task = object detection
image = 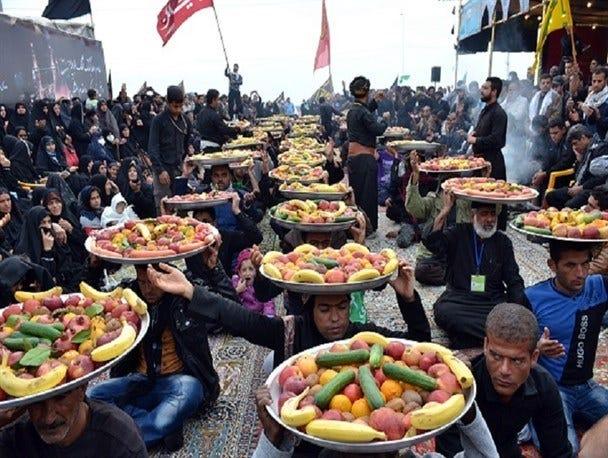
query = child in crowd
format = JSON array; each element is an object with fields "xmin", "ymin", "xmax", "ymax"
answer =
[
  {"xmin": 100, "ymin": 193, "xmax": 138, "ymax": 228},
  {"xmin": 232, "ymin": 248, "xmax": 275, "ymax": 317}
]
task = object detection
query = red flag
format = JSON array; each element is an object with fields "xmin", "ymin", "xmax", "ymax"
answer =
[
  {"xmin": 157, "ymin": 0, "xmax": 214, "ymax": 46},
  {"xmin": 313, "ymin": 0, "xmax": 330, "ymax": 71}
]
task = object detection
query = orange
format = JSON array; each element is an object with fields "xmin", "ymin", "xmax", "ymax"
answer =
[
  {"xmin": 319, "ymin": 369, "xmax": 338, "ymax": 386},
  {"xmin": 329, "ymin": 394, "xmax": 352, "ymax": 413},
  {"xmin": 380, "ymin": 379, "xmax": 403, "ymax": 401},
  {"xmin": 296, "ymin": 356, "xmax": 318, "ymax": 377},
  {"xmin": 351, "ymin": 398, "xmax": 372, "ymax": 418}
]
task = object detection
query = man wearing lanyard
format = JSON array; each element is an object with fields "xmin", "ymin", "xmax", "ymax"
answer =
[
  {"xmin": 423, "ymin": 194, "xmax": 525, "ymax": 349},
  {"xmin": 346, "ymin": 76, "xmax": 390, "ymax": 234}
]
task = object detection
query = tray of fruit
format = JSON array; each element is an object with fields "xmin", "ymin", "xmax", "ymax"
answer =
[
  {"xmin": 229, "ymin": 158, "xmax": 254, "ymax": 170},
  {"xmin": 265, "ymin": 333, "xmax": 475, "ymax": 453},
  {"xmin": 226, "ymin": 119, "xmax": 251, "ymax": 130},
  {"xmin": 279, "ymin": 182, "xmax": 350, "ymax": 201},
  {"xmin": 259, "ymin": 243, "xmax": 398, "ymax": 294},
  {"xmin": 280, "ymin": 137, "xmax": 325, "ymax": 153},
  {"xmin": 190, "ymin": 150, "xmax": 251, "ymax": 166},
  {"xmin": 296, "ymin": 115, "xmax": 320, "ymax": 124},
  {"xmin": 441, "ymin": 177, "xmax": 538, "ymax": 204},
  {"xmin": 382, "ymin": 126, "xmax": 409, "ymax": 138},
  {"xmin": 0, "ymin": 283, "xmax": 150, "ymax": 408},
  {"xmin": 418, "ymin": 156, "xmax": 489, "ymax": 174},
  {"xmin": 269, "ymin": 165, "xmax": 325, "ymax": 184},
  {"xmin": 222, "ymin": 136, "xmax": 263, "ymax": 150},
  {"xmin": 85, "ymin": 216, "xmax": 218, "ymax": 265},
  {"xmin": 270, "ymin": 200, "xmax": 358, "ymax": 232},
  {"xmin": 278, "ymin": 150, "xmax": 326, "ymax": 167},
  {"xmin": 163, "ymin": 191, "xmax": 233, "ymax": 210},
  {"xmin": 386, "ymin": 140, "xmax": 440, "ymax": 152},
  {"xmin": 510, "ymin": 207, "xmax": 608, "ymax": 242}
]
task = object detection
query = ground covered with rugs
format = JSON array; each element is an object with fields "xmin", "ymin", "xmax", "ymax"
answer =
[{"xmin": 152, "ymin": 213, "xmax": 608, "ymax": 457}]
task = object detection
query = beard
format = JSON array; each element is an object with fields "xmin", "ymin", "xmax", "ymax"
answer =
[
  {"xmin": 474, "ymin": 219, "xmax": 497, "ymax": 239},
  {"xmin": 480, "ymin": 93, "xmax": 491, "ymax": 103}
]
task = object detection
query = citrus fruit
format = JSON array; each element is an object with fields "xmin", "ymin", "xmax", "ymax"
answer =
[
  {"xmin": 319, "ymin": 369, "xmax": 338, "ymax": 386},
  {"xmin": 381, "ymin": 379, "xmax": 403, "ymax": 401},
  {"xmin": 329, "ymin": 394, "xmax": 352, "ymax": 413},
  {"xmin": 351, "ymin": 398, "xmax": 372, "ymax": 418}
]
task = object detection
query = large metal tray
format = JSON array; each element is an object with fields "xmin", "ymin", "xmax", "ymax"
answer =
[
  {"xmin": 163, "ymin": 196, "xmax": 231, "ymax": 210},
  {"xmin": 260, "ymin": 265, "xmax": 393, "ymax": 294},
  {"xmin": 270, "ymin": 215, "xmax": 356, "ymax": 233},
  {"xmin": 0, "ymin": 300, "xmax": 150, "ymax": 409},
  {"xmin": 279, "ymin": 190, "xmax": 349, "ymax": 201},
  {"xmin": 387, "ymin": 141, "xmax": 441, "ymax": 152},
  {"xmin": 190, "ymin": 153, "xmax": 250, "ymax": 166},
  {"xmin": 269, "ymin": 171, "xmax": 324, "ymax": 184},
  {"xmin": 509, "ymin": 222, "xmax": 608, "ymax": 243},
  {"xmin": 264, "ymin": 338, "xmax": 477, "ymax": 453},
  {"xmin": 222, "ymin": 141, "xmax": 262, "ymax": 150}
]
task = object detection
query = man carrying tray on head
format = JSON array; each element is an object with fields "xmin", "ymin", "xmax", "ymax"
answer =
[
  {"xmin": 196, "ymin": 89, "xmax": 239, "ymax": 152},
  {"xmin": 423, "ymin": 193, "xmax": 525, "ymax": 349}
]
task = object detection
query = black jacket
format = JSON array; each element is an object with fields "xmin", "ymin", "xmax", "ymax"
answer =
[
  {"xmin": 196, "ymin": 106, "xmax": 237, "ymax": 146},
  {"xmin": 472, "ymin": 102, "xmax": 507, "ymax": 157},
  {"xmin": 111, "ymin": 277, "xmax": 221, "ymax": 407},
  {"xmin": 574, "ymin": 142, "xmax": 608, "ymax": 190},
  {"xmin": 346, "ymin": 101, "xmax": 387, "ymax": 148},
  {"xmin": 148, "ymin": 110, "xmax": 192, "ymax": 174},
  {"xmin": 319, "ymin": 103, "xmax": 340, "ymax": 127}
]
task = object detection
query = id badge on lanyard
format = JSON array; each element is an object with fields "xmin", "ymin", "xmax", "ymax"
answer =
[{"xmin": 471, "ymin": 233, "xmax": 486, "ymax": 293}]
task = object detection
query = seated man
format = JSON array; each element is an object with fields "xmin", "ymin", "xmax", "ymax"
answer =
[
  {"xmin": 0, "ymin": 385, "xmax": 147, "ymax": 457},
  {"xmin": 545, "ymin": 125, "xmax": 608, "ymax": 210},
  {"xmin": 146, "ymin": 259, "xmax": 431, "ymax": 370},
  {"xmin": 525, "ymin": 241, "xmax": 608, "ymax": 454},
  {"xmin": 87, "ymin": 264, "xmax": 220, "ymax": 451},
  {"xmin": 192, "ymin": 192, "xmax": 263, "ymax": 275},
  {"xmin": 424, "ymin": 194, "xmax": 524, "ymax": 348},
  {"xmin": 252, "ymin": 384, "xmax": 499, "ymax": 458},
  {"xmin": 405, "ymin": 151, "xmax": 471, "ymax": 286},
  {"xmin": 436, "ymin": 303, "xmax": 572, "ymax": 458},
  {"xmin": 588, "ymin": 185, "xmax": 608, "ymax": 275}
]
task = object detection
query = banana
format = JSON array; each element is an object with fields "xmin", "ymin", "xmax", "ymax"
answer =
[
  {"xmin": 305, "ymin": 419, "xmax": 387, "ymax": 442},
  {"xmin": 0, "ymin": 353, "xmax": 67, "ymax": 397},
  {"xmin": 349, "ymin": 331, "xmax": 390, "ymax": 348},
  {"xmin": 380, "ymin": 248, "xmax": 397, "ymax": 260},
  {"xmin": 262, "ymin": 251, "xmax": 283, "ymax": 264},
  {"xmin": 347, "ymin": 268, "xmax": 380, "ymax": 283},
  {"xmin": 412, "ymin": 342, "xmax": 453, "ymax": 358},
  {"xmin": 262, "ymin": 264, "xmax": 283, "ymax": 280},
  {"xmin": 383, "ymin": 258, "xmax": 399, "ymax": 275},
  {"xmin": 335, "ymin": 201, "xmax": 347, "ymax": 216},
  {"xmin": 135, "ymin": 222, "xmax": 151, "ymax": 241},
  {"xmin": 292, "ymin": 269, "xmax": 325, "ymax": 284},
  {"xmin": 411, "ymin": 394, "xmax": 465, "ymax": 430},
  {"xmin": 290, "ymin": 200, "xmax": 311, "ymax": 212},
  {"xmin": 280, "ymin": 387, "xmax": 317, "ymax": 427},
  {"xmin": 79, "ymin": 282, "xmax": 124, "ymax": 302},
  {"xmin": 441, "ymin": 354, "xmax": 474, "ymax": 389},
  {"xmin": 122, "ymin": 288, "xmax": 148, "ymax": 316},
  {"xmin": 342, "ymin": 243, "xmax": 369, "ymax": 255},
  {"xmin": 14, "ymin": 286, "xmax": 63, "ymax": 303},
  {"xmin": 294, "ymin": 244, "xmax": 318, "ymax": 255},
  {"xmin": 90, "ymin": 320, "xmax": 137, "ymax": 362},
  {"xmin": 304, "ymin": 200, "xmax": 317, "ymax": 213},
  {"xmin": 152, "ymin": 223, "xmax": 169, "ymax": 236}
]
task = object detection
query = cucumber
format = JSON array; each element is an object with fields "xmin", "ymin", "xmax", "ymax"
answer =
[
  {"xmin": 3, "ymin": 337, "xmax": 41, "ymax": 351},
  {"xmin": 316, "ymin": 349, "xmax": 370, "ymax": 368},
  {"xmin": 369, "ymin": 344, "xmax": 384, "ymax": 369},
  {"xmin": 5, "ymin": 331, "xmax": 27, "ymax": 340},
  {"xmin": 314, "ymin": 369, "xmax": 355, "ymax": 409},
  {"xmin": 51, "ymin": 323, "xmax": 65, "ymax": 332},
  {"xmin": 359, "ymin": 365, "xmax": 385, "ymax": 410},
  {"xmin": 523, "ymin": 225, "xmax": 552, "ymax": 236},
  {"xmin": 6, "ymin": 314, "xmax": 28, "ymax": 328},
  {"xmin": 335, "ymin": 216, "xmax": 356, "ymax": 223},
  {"xmin": 383, "ymin": 363, "xmax": 438, "ymax": 391},
  {"xmin": 19, "ymin": 322, "xmax": 62, "ymax": 341},
  {"xmin": 312, "ymin": 257, "xmax": 339, "ymax": 269}
]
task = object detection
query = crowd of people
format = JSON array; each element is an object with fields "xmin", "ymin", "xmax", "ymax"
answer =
[{"xmin": 0, "ymin": 55, "xmax": 607, "ymax": 457}]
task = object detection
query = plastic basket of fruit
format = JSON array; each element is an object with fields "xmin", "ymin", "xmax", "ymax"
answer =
[
  {"xmin": 265, "ymin": 333, "xmax": 476, "ymax": 453},
  {"xmin": 0, "ymin": 283, "xmax": 150, "ymax": 408}
]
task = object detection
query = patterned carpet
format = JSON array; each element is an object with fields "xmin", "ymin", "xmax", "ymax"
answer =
[{"xmin": 147, "ymin": 213, "xmax": 608, "ymax": 457}]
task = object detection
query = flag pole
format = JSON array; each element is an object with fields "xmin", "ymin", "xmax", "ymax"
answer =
[
  {"xmin": 212, "ymin": 5, "xmax": 230, "ymax": 68},
  {"xmin": 568, "ymin": 26, "xmax": 577, "ymax": 64}
]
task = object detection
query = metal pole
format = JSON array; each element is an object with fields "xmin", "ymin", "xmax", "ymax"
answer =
[
  {"xmin": 454, "ymin": 0, "xmax": 463, "ymax": 86},
  {"xmin": 488, "ymin": 11, "xmax": 497, "ymax": 76},
  {"xmin": 212, "ymin": 5, "xmax": 230, "ymax": 68},
  {"xmin": 401, "ymin": 11, "xmax": 405, "ymax": 75}
]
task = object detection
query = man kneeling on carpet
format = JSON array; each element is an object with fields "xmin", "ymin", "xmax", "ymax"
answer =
[
  {"xmin": 87, "ymin": 264, "xmax": 221, "ymax": 452},
  {"xmin": 0, "ymin": 384, "xmax": 147, "ymax": 457}
]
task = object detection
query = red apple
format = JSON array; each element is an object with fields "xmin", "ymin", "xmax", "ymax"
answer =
[
  {"xmin": 67, "ymin": 355, "xmax": 95, "ymax": 380},
  {"xmin": 350, "ymin": 339, "xmax": 370, "ymax": 351},
  {"xmin": 427, "ymin": 363, "xmax": 450, "ymax": 378},
  {"xmin": 278, "ymin": 366, "xmax": 303, "ymax": 387},
  {"xmin": 437, "ymin": 372, "xmax": 460, "ymax": 394},
  {"xmin": 374, "ymin": 368, "xmax": 387, "ymax": 386},
  {"xmin": 22, "ymin": 299, "xmax": 41, "ymax": 315},
  {"xmin": 64, "ymin": 295, "xmax": 81, "ymax": 307},
  {"xmin": 385, "ymin": 341, "xmax": 406, "ymax": 360},
  {"xmin": 2, "ymin": 304, "xmax": 22, "ymax": 321},
  {"xmin": 36, "ymin": 359, "xmax": 65, "ymax": 378},
  {"xmin": 419, "ymin": 352, "xmax": 438, "ymax": 371},
  {"xmin": 427, "ymin": 390, "xmax": 451, "ymax": 404},
  {"xmin": 96, "ymin": 329, "xmax": 121, "ymax": 346},
  {"xmin": 8, "ymin": 351, "xmax": 24, "ymax": 366},
  {"xmin": 34, "ymin": 314, "xmax": 54, "ymax": 325},
  {"xmin": 343, "ymin": 383, "xmax": 363, "ymax": 403},
  {"xmin": 79, "ymin": 298, "xmax": 95, "ymax": 308},
  {"xmin": 321, "ymin": 409, "xmax": 343, "ymax": 421},
  {"xmin": 102, "ymin": 299, "xmax": 118, "ymax": 313},
  {"xmin": 283, "ymin": 376, "xmax": 308, "ymax": 395},
  {"xmin": 42, "ymin": 296, "xmax": 64, "ymax": 312},
  {"xmin": 67, "ymin": 315, "xmax": 91, "ymax": 334},
  {"xmin": 402, "ymin": 347, "xmax": 422, "ymax": 367},
  {"xmin": 120, "ymin": 311, "xmax": 140, "ymax": 330},
  {"xmin": 52, "ymin": 334, "xmax": 77, "ymax": 353},
  {"xmin": 278, "ymin": 391, "xmax": 296, "ymax": 410},
  {"xmin": 110, "ymin": 303, "xmax": 129, "ymax": 319}
]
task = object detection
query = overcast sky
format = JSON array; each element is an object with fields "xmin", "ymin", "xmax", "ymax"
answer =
[{"xmin": 3, "ymin": 0, "xmax": 534, "ymax": 101}]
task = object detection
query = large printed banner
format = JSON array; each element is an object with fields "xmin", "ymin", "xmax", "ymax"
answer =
[
  {"xmin": 0, "ymin": 13, "xmax": 107, "ymax": 105},
  {"xmin": 458, "ymin": 0, "xmax": 484, "ymax": 40}
]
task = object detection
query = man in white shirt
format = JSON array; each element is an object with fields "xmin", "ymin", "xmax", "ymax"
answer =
[{"xmin": 529, "ymin": 74, "xmax": 558, "ymax": 122}]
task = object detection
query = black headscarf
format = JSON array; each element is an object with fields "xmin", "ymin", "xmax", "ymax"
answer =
[
  {"xmin": 43, "ymin": 188, "xmax": 80, "ymax": 228},
  {"xmin": 36, "ymin": 135, "xmax": 66, "ymax": 173},
  {"xmin": 9, "ymin": 103, "xmax": 29, "ymax": 132},
  {"xmin": 2, "ymin": 135, "xmax": 18, "ymax": 157},
  {"xmin": 70, "ymin": 103, "xmax": 84, "ymax": 124},
  {"xmin": 78, "ymin": 154, "xmax": 93, "ymax": 176},
  {"xmin": 0, "ymin": 187, "xmax": 24, "ymax": 250},
  {"xmin": 9, "ymin": 138, "xmax": 38, "ymax": 183},
  {"xmin": 116, "ymin": 158, "xmax": 141, "ymax": 195},
  {"xmin": 14, "ymin": 206, "xmax": 50, "ymax": 264},
  {"xmin": 79, "ymin": 185, "xmax": 104, "ymax": 222},
  {"xmin": 0, "ymin": 256, "xmax": 54, "ymax": 308},
  {"xmin": 31, "ymin": 187, "xmax": 49, "ymax": 207},
  {"xmin": 89, "ymin": 174, "xmax": 113, "ymax": 207}
]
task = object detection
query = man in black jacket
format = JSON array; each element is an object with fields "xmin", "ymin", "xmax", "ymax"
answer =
[
  {"xmin": 318, "ymin": 96, "xmax": 341, "ymax": 140},
  {"xmin": 87, "ymin": 263, "xmax": 221, "ymax": 452},
  {"xmin": 467, "ymin": 77, "xmax": 508, "ymax": 180},
  {"xmin": 196, "ymin": 89, "xmax": 239, "ymax": 150},
  {"xmin": 546, "ymin": 125, "xmax": 608, "ymax": 209},
  {"xmin": 148, "ymin": 86, "xmax": 192, "ymax": 208}
]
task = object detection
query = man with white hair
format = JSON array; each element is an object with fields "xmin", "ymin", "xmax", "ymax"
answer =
[{"xmin": 423, "ymin": 192, "xmax": 525, "ymax": 349}]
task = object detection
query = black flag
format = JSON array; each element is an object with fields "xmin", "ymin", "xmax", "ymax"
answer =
[{"xmin": 42, "ymin": 0, "xmax": 91, "ymax": 20}]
